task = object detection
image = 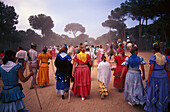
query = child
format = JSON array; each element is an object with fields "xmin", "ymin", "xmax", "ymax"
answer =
[{"xmin": 97, "ymin": 54, "xmax": 111, "ymax": 99}]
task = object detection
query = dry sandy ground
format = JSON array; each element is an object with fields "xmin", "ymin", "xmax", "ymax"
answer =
[{"xmin": 0, "ymin": 51, "xmax": 153, "ymax": 112}]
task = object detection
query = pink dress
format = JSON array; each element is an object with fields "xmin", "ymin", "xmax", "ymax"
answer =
[
  {"xmin": 52, "ymin": 48, "xmax": 56, "ymax": 57},
  {"xmin": 107, "ymin": 55, "xmax": 117, "ymax": 69},
  {"xmin": 98, "ymin": 48, "xmax": 105, "ymax": 64},
  {"xmin": 72, "ymin": 53, "xmax": 91, "ymax": 97}
]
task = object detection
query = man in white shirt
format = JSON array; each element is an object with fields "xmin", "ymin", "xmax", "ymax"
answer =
[
  {"xmin": 16, "ymin": 47, "xmax": 27, "ymax": 73},
  {"xmin": 24, "ymin": 43, "xmax": 38, "ymax": 89},
  {"xmin": 85, "ymin": 46, "xmax": 97, "ymax": 71}
]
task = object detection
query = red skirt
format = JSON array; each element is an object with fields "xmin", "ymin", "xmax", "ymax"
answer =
[
  {"xmin": 113, "ymin": 65, "xmax": 127, "ymax": 90},
  {"xmin": 72, "ymin": 65, "xmax": 91, "ymax": 97}
]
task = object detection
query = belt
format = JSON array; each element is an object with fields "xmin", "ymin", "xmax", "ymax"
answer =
[
  {"xmin": 153, "ymin": 69, "xmax": 164, "ymax": 71},
  {"xmin": 18, "ymin": 58, "xmax": 24, "ymax": 60},
  {"xmin": 128, "ymin": 69, "xmax": 141, "ymax": 72},
  {"xmin": 3, "ymin": 83, "xmax": 23, "ymax": 90}
]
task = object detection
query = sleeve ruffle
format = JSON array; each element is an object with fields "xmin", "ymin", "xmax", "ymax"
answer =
[
  {"xmin": 73, "ymin": 54, "xmax": 78, "ymax": 62},
  {"xmin": 38, "ymin": 53, "xmax": 42, "ymax": 59},
  {"xmin": 139, "ymin": 56, "xmax": 147, "ymax": 65},
  {"xmin": 149, "ymin": 55, "xmax": 156, "ymax": 64},
  {"xmin": 121, "ymin": 57, "xmax": 129, "ymax": 66}
]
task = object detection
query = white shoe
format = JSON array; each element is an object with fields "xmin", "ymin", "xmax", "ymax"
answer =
[
  {"xmin": 128, "ymin": 101, "xmax": 134, "ymax": 106},
  {"xmin": 81, "ymin": 97, "xmax": 85, "ymax": 101}
]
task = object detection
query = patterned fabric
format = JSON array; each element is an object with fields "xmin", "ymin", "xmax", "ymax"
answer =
[{"xmin": 98, "ymin": 81, "xmax": 108, "ymax": 96}]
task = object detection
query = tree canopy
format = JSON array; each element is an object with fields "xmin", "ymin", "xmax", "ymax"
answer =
[
  {"xmin": 64, "ymin": 23, "xmax": 85, "ymax": 38},
  {"xmin": 28, "ymin": 14, "xmax": 54, "ymax": 36},
  {"xmin": 0, "ymin": 1, "xmax": 18, "ymax": 39}
]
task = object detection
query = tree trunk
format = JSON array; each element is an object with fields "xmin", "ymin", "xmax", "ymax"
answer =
[
  {"xmin": 123, "ymin": 22, "xmax": 126, "ymax": 41},
  {"xmin": 139, "ymin": 18, "xmax": 142, "ymax": 50},
  {"xmin": 73, "ymin": 31, "xmax": 77, "ymax": 38}
]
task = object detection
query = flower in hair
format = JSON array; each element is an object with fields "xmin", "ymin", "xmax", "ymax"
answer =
[{"xmin": 153, "ymin": 42, "xmax": 158, "ymax": 46}]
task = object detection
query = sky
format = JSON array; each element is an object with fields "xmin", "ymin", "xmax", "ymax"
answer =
[{"xmin": 2, "ymin": 0, "xmax": 140, "ymax": 38}]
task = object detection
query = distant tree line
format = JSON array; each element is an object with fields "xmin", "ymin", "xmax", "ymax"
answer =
[{"xmin": 0, "ymin": 0, "xmax": 169, "ymax": 51}]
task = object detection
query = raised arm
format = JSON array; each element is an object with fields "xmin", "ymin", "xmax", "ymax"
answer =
[{"xmin": 18, "ymin": 67, "xmax": 34, "ymax": 82}]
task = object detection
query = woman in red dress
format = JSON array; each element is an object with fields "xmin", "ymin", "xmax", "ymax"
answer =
[
  {"xmin": 52, "ymin": 47, "xmax": 56, "ymax": 58},
  {"xmin": 72, "ymin": 44, "xmax": 92, "ymax": 101},
  {"xmin": 113, "ymin": 48, "xmax": 128, "ymax": 92}
]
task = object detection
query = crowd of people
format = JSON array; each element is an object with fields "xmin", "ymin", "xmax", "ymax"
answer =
[{"xmin": 0, "ymin": 41, "xmax": 170, "ymax": 112}]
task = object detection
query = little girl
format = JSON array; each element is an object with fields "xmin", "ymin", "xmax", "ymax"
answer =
[{"xmin": 97, "ymin": 54, "xmax": 111, "ymax": 99}]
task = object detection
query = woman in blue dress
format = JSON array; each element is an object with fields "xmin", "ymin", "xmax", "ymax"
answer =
[
  {"xmin": 144, "ymin": 44, "xmax": 170, "ymax": 112},
  {"xmin": 54, "ymin": 47, "xmax": 72, "ymax": 100},
  {"xmin": 121, "ymin": 46, "xmax": 146, "ymax": 106},
  {"xmin": 0, "ymin": 50, "xmax": 34, "ymax": 112}
]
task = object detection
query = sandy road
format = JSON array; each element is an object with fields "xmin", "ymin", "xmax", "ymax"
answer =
[{"xmin": 0, "ymin": 51, "xmax": 152, "ymax": 112}]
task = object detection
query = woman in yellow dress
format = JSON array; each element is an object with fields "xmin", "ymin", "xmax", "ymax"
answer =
[{"xmin": 37, "ymin": 47, "xmax": 52, "ymax": 88}]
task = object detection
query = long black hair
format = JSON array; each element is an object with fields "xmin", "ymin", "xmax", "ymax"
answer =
[
  {"xmin": 153, "ymin": 44, "xmax": 160, "ymax": 52},
  {"xmin": 2, "ymin": 50, "xmax": 16, "ymax": 64},
  {"xmin": 101, "ymin": 54, "xmax": 106, "ymax": 62},
  {"xmin": 130, "ymin": 46, "xmax": 138, "ymax": 54}
]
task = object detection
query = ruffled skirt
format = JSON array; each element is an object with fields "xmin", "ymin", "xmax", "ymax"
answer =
[
  {"xmin": 144, "ymin": 70, "xmax": 170, "ymax": 112},
  {"xmin": 0, "ymin": 87, "xmax": 25, "ymax": 112},
  {"xmin": 72, "ymin": 65, "xmax": 91, "ymax": 97},
  {"xmin": 124, "ymin": 70, "xmax": 145, "ymax": 105},
  {"xmin": 0, "ymin": 99, "xmax": 25, "ymax": 112}
]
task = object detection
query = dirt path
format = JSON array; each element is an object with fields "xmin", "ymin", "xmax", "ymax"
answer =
[{"xmin": 0, "ymin": 51, "xmax": 153, "ymax": 112}]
